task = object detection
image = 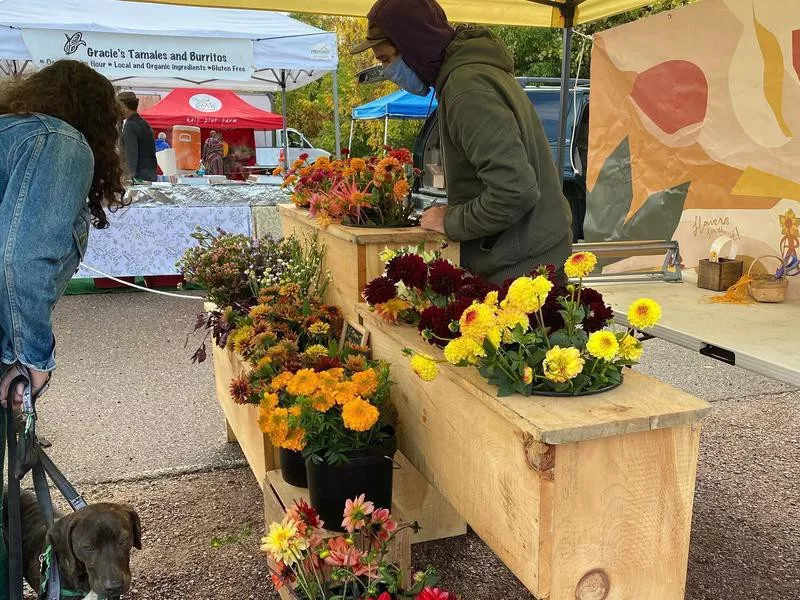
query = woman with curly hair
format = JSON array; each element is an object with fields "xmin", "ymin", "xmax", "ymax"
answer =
[{"xmin": 0, "ymin": 60, "xmax": 125, "ymax": 412}]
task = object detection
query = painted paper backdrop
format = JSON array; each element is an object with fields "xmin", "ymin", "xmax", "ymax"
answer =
[{"xmin": 586, "ymin": 0, "xmax": 800, "ymax": 297}]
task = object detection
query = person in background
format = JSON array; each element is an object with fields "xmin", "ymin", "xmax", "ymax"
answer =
[
  {"xmin": 0, "ymin": 59, "xmax": 125, "ymax": 596},
  {"xmin": 119, "ymin": 91, "xmax": 157, "ymax": 182},
  {"xmin": 155, "ymin": 131, "xmax": 170, "ymax": 153},
  {"xmin": 202, "ymin": 130, "xmax": 225, "ymax": 176},
  {"xmin": 352, "ymin": 0, "xmax": 572, "ymax": 283}
]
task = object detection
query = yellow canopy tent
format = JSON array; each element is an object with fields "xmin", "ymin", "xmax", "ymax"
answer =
[{"xmin": 131, "ymin": 0, "xmax": 660, "ymax": 177}]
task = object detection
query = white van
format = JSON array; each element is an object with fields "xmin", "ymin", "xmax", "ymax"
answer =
[{"xmin": 254, "ymin": 128, "xmax": 331, "ymax": 168}]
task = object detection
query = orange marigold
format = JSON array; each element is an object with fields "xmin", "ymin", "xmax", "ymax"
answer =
[
  {"xmin": 341, "ymin": 398, "xmax": 380, "ymax": 432},
  {"xmin": 282, "ymin": 427, "xmax": 306, "ymax": 452},
  {"xmin": 351, "ymin": 369, "xmax": 379, "ymax": 397},
  {"xmin": 334, "ymin": 381, "xmax": 358, "ymax": 405},
  {"xmin": 286, "ymin": 369, "xmax": 319, "ymax": 397},
  {"xmin": 270, "ymin": 371, "xmax": 294, "ymax": 392},
  {"xmin": 393, "ymin": 179, "xmax": 410, "ymax": 201}
]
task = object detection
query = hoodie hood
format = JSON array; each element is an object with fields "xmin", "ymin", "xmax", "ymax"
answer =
[
  {"xmin": 369, "ymin": 0, "xmax": 455, "ymax": 88},
  {"xmin": 435, "ymin": 27, "xmax": 515, "ymax": 93}
]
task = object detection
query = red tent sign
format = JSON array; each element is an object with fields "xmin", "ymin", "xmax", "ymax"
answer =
[{"xmin": 141, "ymin": 88, "xmax": 284, "ymax": 130}]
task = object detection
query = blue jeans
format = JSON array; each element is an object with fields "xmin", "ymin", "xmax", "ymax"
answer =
[{"xmin": 0, "ymin": 114, "xmax": 93, "ymax": 373}]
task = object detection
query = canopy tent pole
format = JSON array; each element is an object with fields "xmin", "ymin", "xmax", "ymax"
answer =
[
  {"xmin": 332, "ymin": 70, "xmax": 342, "ymax": 157},
  {"xmin": 384, "ymin": 115, "xmax": 389, "ymax": 147},
  {"xmin": 348, "ymin": 119, "xmax": 355, "ymax": 153},
  {"xmin": 555, "ymin": 2, "xmax": 575, "ymax": 187},
  {"xmin": 281, "ymin": 69, "xmax": 290, "ymax": 170}
]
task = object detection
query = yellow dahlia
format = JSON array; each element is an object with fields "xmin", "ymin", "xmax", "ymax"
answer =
[
  {"xmin": 542, "ymin": 346, "xmax": 585, "ymax": 383},
  {"xmin": 261, "ymin": 518, "xmax": 307, "ymax": 566},
  {"xmin": 586, "ymin": 330, "xmax": 619, "ymax": 361},
  {"xmin": 286, "ymin": 369, "xmax": 319, "ymax": 397},
  {"xmin": 483, "ymin": 290, "xmax": 499, "ymax": 307},
  {"xmin": 410, "ymin": 353, "xmax": 439, "ymax": 382},
  {"xmin": 619, "ymin": 334, "xmax": 644, "ymax": 361},
  {"xmin": 459, "ymin": 303, "xmax": 500, "ymax": 346},
  {"xmin": 443, "ymin": 336, "xmax": 487, "ymax": 365},
  {"xmin": 497, "ymin": 306, "xmax": 530, "ymax": 333},
  {"xmin": 308, "ymin": 321, "xmax": 330, "ymax": 335},
  {"xmin": 504, "ymin": 275, "xmax": 553, "ymax": 313},
  {"xmin": 522, "ymin": 366, "xmax": 534, "ymax": 385},
  {"xmin": 564, "ymin": 251, "xmax": 598, "ymax": 279},
  {"xmin": 342, "ymin": 398, "xmax": 379, "ymax": 432},
  {"xmin": 627, "ymin": 298, "xmax": 662, "ymax": 330},
  {"xmin": 304, "ymin": 344, "xmax": 328, "ymax": 359}
]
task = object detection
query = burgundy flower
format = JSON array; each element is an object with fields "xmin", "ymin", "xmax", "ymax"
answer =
[
  {"xmin": 428, "ymin": 259, "xmax": 465, "ymax": 296},
  {"xmin": 314, "ymin": 356, "xmax": 343, "ymax": 372},
  {"xmin": 388, "ymin": 147, "xmax": 413, "ymax": 165},
  {"xmin": 455, "ymin": 277, "xmax": 498, "ymax": 302},
  {"xmin": 583, "ymin": 301, "xmax": 614, "ymax": 333},
  {"xmin": 230, "ymin": 376, "xmax": 256, "ymax": 405},
  {"xmin": 541, "ymin": 285, "xmax": 567, "ymax": 332},
  {"xmin": 341, "ymin": 147, "xmax": 350, "ymax": 156},
  {"xmin": 447, "ymin": 297, "xmax": 473, "ymax": 322},
  {"xmin": 418, "ymin": 306, "xmax": 456, "ymax": 347},
  {"xmin": 386, "ymin": 254, "xmax": 428, "ymax": 289},
  {"xmin": 531, "ymin": 263, "xmax": 558, "ymax": 282},
  {"xmin": 362, "ymin": 276, "xmax": 398, "ymax": 305}
]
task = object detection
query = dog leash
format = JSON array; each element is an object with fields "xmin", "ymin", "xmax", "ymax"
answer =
[{"xmin": 5, "ymin": 364, "xmax": 87, "ymax": 600}]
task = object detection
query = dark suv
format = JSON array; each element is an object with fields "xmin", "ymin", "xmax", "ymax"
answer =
[{"xmin": 412, "ymin": 78, "xmax": 590, "ymax": 240}]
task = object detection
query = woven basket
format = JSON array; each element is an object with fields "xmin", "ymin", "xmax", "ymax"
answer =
[{"xmin": 748, "ymin": 255, "xmax": 788, "ymax": 303}]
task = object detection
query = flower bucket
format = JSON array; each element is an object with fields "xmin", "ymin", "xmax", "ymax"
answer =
[
  {"xmin": 306, "ymin": 427, "xmax": 397, "ymax": 532},
  {"xmin": 530, "ymin": 378, "xmax": 623, "ymax": 397},
  {"xmin": 279, "ymin": 448, "xmax": 308, "ymax": 488}
]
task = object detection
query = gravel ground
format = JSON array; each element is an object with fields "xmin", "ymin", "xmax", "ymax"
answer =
[{"xmin": 32, "ymin": 292, "xmax": 799, "ymax": 599}]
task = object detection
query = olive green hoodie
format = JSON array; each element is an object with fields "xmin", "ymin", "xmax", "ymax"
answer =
[{"xmin": 435, "ymin": 27, "xmax": 573, "ymax": 283}]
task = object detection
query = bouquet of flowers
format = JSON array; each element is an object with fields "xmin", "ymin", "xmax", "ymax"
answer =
[
  {"xmin": 258, "ymin": 361, "xmax": 392, "ymax": 466},
  {"xmin": 179, "ymin": 228, "xmax": 329, "ymax": 363},
  {"xmin": 262, "ymin": 497, "xmax": 459, "ymax": 600},
  {"xmin": 277, "ymin": 149, "xmax": 418, "ymax": 228},
  {"xmin": 404, "ymin": 252, "xmax": 662, "ymax": 396}
]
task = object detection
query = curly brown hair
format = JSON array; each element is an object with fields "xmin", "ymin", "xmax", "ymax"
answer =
[{"xmin": 0, "ymin": 60, "xmax": 127, "ymax": 228}]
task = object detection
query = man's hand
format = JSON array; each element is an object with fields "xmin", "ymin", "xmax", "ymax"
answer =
[
  {"xmin": 0, "ymin": 364, "xmax": 51, "ymax": 408},
  {"xmin": 420, "ymin": 206, "xmax": 448, "ymax": 234}
]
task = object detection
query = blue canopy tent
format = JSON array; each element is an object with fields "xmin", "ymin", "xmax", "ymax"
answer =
[{"xmin": 349, "ymin": 88, "xmax": 437, "ymax": 149}]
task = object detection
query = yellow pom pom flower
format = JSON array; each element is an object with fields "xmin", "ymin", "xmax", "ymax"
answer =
[
  {"xmin": 342, "ymin": 398, "xmax": 380, "ymax": 432},
  {"xmin": 483, "ymin": 291, "xmax": 499, "ymax": 307},
  {"xmin": 443, "ymin": 337, "xmax": 487, "ymax": 365},
  {"xmin": 522, "ymin": 366, "xmax": 534, "ymax": 385},
  {"xmin": 542, "ymin": 346, "xmax": 585, "ymax": 383},
  {"xmin": 504, "ymin": 275, "xmax": 553, "ymax": 313},
  {"xmin": 586, "ymin": 330, "xmax": 620, "ymax": 361},
  {"xmin": 459, "ymin": 302, "xmax": 499, "ymax": 344},
  {"xmin": 497, "ymin": 306, "xmax": 530, "ymax": 333},
  {"xmin": 564, "ymin": 251, "xmax": 598, "ymax": 279},
  {"xmin": 410, "ymin": 353, "xmax": 440, "ymax": 382},
  {"xmin": 627, "ymin": 298, "xmax": 662, "ymax": 330},
  {"xmin": 619, "ymin": 334, "xmax": 644, "ymax": 361}
]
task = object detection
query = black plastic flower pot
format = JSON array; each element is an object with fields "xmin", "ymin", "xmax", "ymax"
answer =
[
  {"xmin": 279, "ymin": 448, "xmax": 308, "ymax": 488},
  {"xmin": 306, "ymin": 428, "xmax": 397, "ymax": 533}
]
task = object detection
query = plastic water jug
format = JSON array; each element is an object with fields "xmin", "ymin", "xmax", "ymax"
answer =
[{"xmin": 173, "ymin": 125, "xmax": 201, "ymax": 173}]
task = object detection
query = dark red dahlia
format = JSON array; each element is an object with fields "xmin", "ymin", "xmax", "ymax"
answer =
[
  {"xmin": 455, "ymin": 277, "xmax": 498, "ymax": 302},
  {"xmin": 541, "ymin": 285, "xmax": 567, "ymax": 332},
  {"xmin": 293, "ymin": 499, "xmax": 323, "ymax": 528},
  {"xmin": 341, "ymin": 147, "xmax": 350, "ymax": 156},
  {"xmin": 447, "ymin": 297, "xmax": 473, "ymax": 322},
  {"xmin": 388, "ymin": 147, "xmax": 413, "ymax": 164},
  {"xmin": 531, "ymin": 263, "xmax": 558, "ymax": 282},
  {"xmin": 362, "ymin": 276, "xmax": 398, "ymax": 305},
  {"xmin": 418, "ymin": 306, "xmax": 457, "ymax": 347},
  {"xmin": 428, "ymin": 259, "xmax": 465, "ymax": 296},
  {"xmin": 583, "ymin": 301, "xmax": 615, "ymax": 333},
  {"xmin": 314, "ymin": 356, "xmax": 343, "ymax": 372},
  {"xmin": 386, "ymin": 254, "xmax": 428, "ymax": 289}
]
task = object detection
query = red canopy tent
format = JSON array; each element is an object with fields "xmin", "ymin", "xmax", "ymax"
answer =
[{"xmin": 141, "ymin": 88, "xmax": 284, "ymax": 130}]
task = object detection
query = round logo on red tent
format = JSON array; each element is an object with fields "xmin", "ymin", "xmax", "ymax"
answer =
[{"xmin": 189, "ymin": 94, "xmax": 223, "ymax": 113}]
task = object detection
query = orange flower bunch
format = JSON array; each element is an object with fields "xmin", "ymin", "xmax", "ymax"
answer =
[
  {"xmin": 258, "ymin": 363, "xmax": 391, "ymax": 463},
  {"xmin": 276, "ymin": 148, "xmax": 417, "ymax": 228}
]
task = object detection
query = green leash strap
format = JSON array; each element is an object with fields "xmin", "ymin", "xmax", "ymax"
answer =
[{"xmin": 39, "ymin": 547, "xmax": 83, "ymax": 599}]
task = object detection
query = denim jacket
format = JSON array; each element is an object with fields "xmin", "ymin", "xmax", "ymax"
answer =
[{"xmin": 0, "ymin": 114, "xmax": 94, "ymax": 372}]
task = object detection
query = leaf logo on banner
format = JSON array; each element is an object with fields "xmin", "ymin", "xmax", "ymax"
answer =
[{"xmin": 63, "ymin": 32, "xmax": 87, "ymax": 55}]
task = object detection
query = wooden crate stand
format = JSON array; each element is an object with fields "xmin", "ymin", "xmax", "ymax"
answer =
[
  {"xmin": 279, "ymin": 204, "xmax": 459, "ymax": 321},
  {"xmin": 211, "ymin": 338, "xmax": 467, "ymax": 543},
  {"xmin": 358, "ymin": 307, "xmax": 710, "ymax": 600}
]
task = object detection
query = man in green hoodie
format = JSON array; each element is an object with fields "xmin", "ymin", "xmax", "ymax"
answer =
[{"xmin": 352, "ymin": 0, "xmax": 573, "ymax": 284}]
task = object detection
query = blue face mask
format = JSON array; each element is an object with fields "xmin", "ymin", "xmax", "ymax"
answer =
[{"xmin": 383, "ymin": 58, "xmax": 429, "ymax": 97}]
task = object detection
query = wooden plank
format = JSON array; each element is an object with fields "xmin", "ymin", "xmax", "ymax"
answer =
[
  {"xmin": 278, "ymin": 204, "xmax": 453, "ymax": 245},
  {"xmin": 212, "ymin": 343, "xmax": 279, "ymax": 487},
  {"xmin": 549, "ymin": 424, "xmax": 702, "ymax": 600},
  {"xmin": 367, "ymin": 318, "xmax": 550, "ymax": 596},
  {"xmin": 359, "ymin": 308, "xmax": 710, "ymax": 445},
  {"xmin": 595, "ymin": 281, "xmax": 800, "ymax": 387}
]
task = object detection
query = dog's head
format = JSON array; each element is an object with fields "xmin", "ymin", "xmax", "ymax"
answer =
[{"xmin": 46, "ymin": 503, "xmax": 141, "ymax": 599}]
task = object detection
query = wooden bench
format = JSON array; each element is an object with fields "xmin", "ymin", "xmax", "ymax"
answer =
[{"xmin": 358, "ymin": 306, "xmax": 710, "ymax": 600}]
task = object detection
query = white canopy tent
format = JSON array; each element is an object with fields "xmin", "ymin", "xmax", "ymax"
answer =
[{"xmin": 0, "ymin": 0, "xmax": 341, "ymax": 161}]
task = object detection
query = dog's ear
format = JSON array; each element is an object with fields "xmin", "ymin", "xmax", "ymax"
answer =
[
  {"xmin": 124, "ymin": 506, "xmax": 142, "ymax": 549},
  {"xmin": 46, "ymin": 514, "xmax": 83, "ymax": 576}
]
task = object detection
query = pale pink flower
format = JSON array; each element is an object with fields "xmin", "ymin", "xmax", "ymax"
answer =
[
  {"xmin": 341, "ymin": 494, "xmax": 375, "ymax": 533},
  {"xmin": 371, "ymin": 507, "xmax": 398, "ymax": 542}
]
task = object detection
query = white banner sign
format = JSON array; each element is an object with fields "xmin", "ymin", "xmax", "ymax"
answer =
[{"xmin": 21, "ymin": 29, "xmax": 254, "ymax": 81}]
